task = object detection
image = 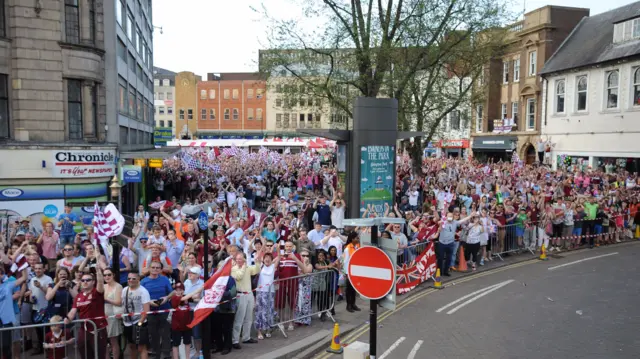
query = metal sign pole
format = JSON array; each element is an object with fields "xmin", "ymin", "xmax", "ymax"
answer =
[
  {"xmin": 199, "ymin": 212, "xmax": 211, "ymax": 359},
  {"xmin": 369, "ymin": 224, "xmax": 379, "ymax": 358}
]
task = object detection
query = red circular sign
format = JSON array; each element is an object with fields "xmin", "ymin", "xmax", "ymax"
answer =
[{"xmin": 347, "ymin": 246, "xmax": 395, "ymax": 300}]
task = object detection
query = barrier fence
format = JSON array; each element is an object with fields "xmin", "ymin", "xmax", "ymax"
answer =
[
  {"xmin": 271, "ymin": 269, "xmax": 337, "ymax": 338},
  {"xmin": 0, "ymin": 319, "xmax": 99, "ymax": 359}
]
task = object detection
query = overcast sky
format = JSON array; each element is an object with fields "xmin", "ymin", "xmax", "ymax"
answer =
[{"xmin": 151, "ymin": 0, "xmax": 634, "ymax": 77}]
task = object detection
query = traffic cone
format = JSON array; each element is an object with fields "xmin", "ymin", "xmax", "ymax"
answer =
[
  {"xmin": 457, "ymin": 248, "xmax": 468, "ymax": 272},
  {"xmin": 635, "ymin": 225, "xmax": 640, "ymax": 239},
  {"xmin": 432, "ymin": 268, "xmax": 443, "ymax": 289},
  {"xmin": 539, "ymin": 244, "xmax": 548, "ymax": 261},
  {"xmin": 326, "ymin": 323, "xmax": 343, "ymax": 354}
]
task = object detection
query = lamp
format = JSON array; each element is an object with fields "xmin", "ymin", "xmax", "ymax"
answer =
[{"xmin": 109, "ymin": 175, "xmax": 122, "ymax": 200}]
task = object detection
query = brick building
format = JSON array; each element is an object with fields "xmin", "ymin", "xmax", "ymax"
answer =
[{"xmin": 174, "ymin": 71, "xmax": 201, "ymax": 139}]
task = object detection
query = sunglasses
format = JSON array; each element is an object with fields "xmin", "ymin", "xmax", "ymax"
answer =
[
  {"xmin": 80, "ymin": 279, "xmax": 93, "ymax": 283},
  {"xmin": 151, "ymin": 267, "xmax": 162, "ymax": 270},
  {"xmin": 103, "ymin": 273, "xmax": 113, "ymax": 277},
  {"xmin": 301, "ymin": 254, "xmax": 309, "ymax": 257},
  {"xmin": 63, "ymin": 248, "xmax": 73, "ymax": 251}
]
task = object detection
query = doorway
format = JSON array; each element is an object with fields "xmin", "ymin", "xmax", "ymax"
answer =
[{"xmin": 524, "ymin": 144, "xmax": 536, "ymax": 165}]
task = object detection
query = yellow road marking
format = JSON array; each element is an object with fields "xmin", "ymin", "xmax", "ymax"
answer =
[{"xmin": 314, "ymin": 258, "xmax": 539, "ymax": 359}]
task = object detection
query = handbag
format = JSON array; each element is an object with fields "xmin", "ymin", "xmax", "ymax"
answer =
[
  {"xmin": 311, "ymin": 269, "xmax": 327, "ymax": 292},
  {"xmin": 126, "ymin": 288, "xmax": 148, "ymax": 345}
]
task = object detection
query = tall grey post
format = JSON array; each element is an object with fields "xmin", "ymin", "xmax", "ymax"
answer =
[{"xmin": 347, "ymin": 97, "xmax": 398, "ymax": 219}]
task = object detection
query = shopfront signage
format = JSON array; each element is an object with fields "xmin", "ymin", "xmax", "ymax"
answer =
[
  {"xmin": 122, "ymin": 165, "xmax": 142, "ymax": 183},
  {"xmin": 0, "ymin": 188, "xmax": 23, "ymax": 198},
  {"xmin": 134, "ymin": 159, "xmax": 147, "ymax": 167},
  {"xmin": 52, "ymin": 150, "xmax": 116, "ymax": 178},
  {"xmin": 439, "ymin": 139, "xmax": 469, "ymax": 148},
  {"xmin": 148, "ymin": 159, "xmax": 163, "ymax": 168}
]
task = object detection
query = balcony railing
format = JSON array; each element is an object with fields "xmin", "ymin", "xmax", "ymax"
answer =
[{"xmin": 509, "ymin": 21, "xmax": 524, "ymax": 32}]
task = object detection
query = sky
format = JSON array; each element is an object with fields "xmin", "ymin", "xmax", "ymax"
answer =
[{"xmin": 151, "ymin": 0, "xmax": 634, "ymax": 77}]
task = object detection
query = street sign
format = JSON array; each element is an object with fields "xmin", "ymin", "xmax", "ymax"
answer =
[
  {"xmin": 197, "ymin": 211, "xmax": 208, "ymax": 231},
  {"xmin": 348, "ymin": 246, "xmax": 395, "ymax": 300}
]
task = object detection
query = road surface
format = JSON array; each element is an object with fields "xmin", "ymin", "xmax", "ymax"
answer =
[{"xmin": 315, "ymin": 242, "xmax": 640, "ymax": 359}]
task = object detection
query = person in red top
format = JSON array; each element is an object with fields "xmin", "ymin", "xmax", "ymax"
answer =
[
  {"xmin": 64, "ymin": 250, "xmax": 106, "ymax": 359},
  {"xmin": 275, "ymin": 241, "xmax": 306, "ymax": 317},
  {"xmin": 170, "ymin": 283, "xmax": 192, "ymax": 359},
  {"xmin": 43, "ymin": 315, "xmax": 74, "ymax": 359}
]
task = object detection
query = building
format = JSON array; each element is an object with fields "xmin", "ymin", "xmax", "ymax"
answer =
[
  {"xmin": 471, "ymin": 6, "xmax": 589, "ymax": 163},
  {"xmin": 153, "ymin": 66, "xmax": 177, "ymax": 139},
  {"xmin": 0, "ymin": 0, "xmax": 118, "ymax": 229},
  {"xmin": 540, "ymin": 2, "xmax": 640, "ymax": 173},
  {"xmin": 105, "ymin": 0, "xmax": 155, "ymax": 151},
  {"xmin": 196, "ymin": 73, "xmax": 267, "ymax": 138},
  {"xmin": 174, "ymin": 71, "xmax": 201, "ymax": 139}
]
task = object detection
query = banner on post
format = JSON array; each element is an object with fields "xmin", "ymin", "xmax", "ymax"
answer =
[{"xmin": 395, "ymin": 241, "xmax": 437, "ymax": 295}]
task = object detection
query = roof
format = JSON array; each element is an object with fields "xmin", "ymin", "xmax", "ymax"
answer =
[
  {"xmin": 540, "ymin": 2, "xmax": 640, "ymax": 76},
  {"xmin": 206, "ymin": 72, "xmax": 264, "ymax": 81},
  {"xmin": 153, "ymin": 66, "xmax": 177, "ymax": 77}
]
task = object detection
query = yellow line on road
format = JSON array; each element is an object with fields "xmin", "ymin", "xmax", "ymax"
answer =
[{"xmin": 314, "ymin": 258, "xmax": 539, "ymax": 359}]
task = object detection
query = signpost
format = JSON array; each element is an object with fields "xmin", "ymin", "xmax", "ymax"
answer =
[{"xmin": 197, "ymin": 211, "xmax": 211, "ymax": 359}]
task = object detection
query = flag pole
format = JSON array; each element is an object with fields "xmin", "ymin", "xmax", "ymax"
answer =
[{"xmin": 202, "ymin": 218, "xmax": 211, "ymax": 359}]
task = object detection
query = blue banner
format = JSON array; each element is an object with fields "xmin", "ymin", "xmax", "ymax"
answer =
[
  {"xmin": 359, "ymin": 145, "xmax": 395, "ymax": 216},
  {"xmin": 122, "ymin": 165, "xmax": 142, "ymax": 183},
  {"xmin": 154, "ymin": 127, "xmax": 173, "ymax": 146}
]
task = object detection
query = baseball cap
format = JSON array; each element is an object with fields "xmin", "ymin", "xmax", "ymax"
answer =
[
  {"xmin": 15, "ymin": 230, "xmax": 26, "ymax": 236},
  {"xmin": 189, "ymin": 267, "xmax": 200, "ymax": 274},
  {"xmin": 175, "ymin": 282, "xmax": 185, "ymax": 290}
]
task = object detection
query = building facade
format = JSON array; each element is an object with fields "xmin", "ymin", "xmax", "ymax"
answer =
[
  {"xmin": 471, "ymin": 6, "xmax": 589, "ymax": 163},
  {"xmin": 153, "ymin": 66, "xmax": 176, "ymax": 137},
  {"xmin": 0, "ymin": 0, "xmax": 117, "ymax": 229},
  {"xmin": 105, "ymin": 0, "xmax": 155, "ymax": 151},
  {"xmin": 540, "ymin": 2, "xmax": 640, "ymax": 173},
  {"xmin": 196, "ymin": 73, "xmax": 266, "ymax": 138},
  {"xmin": 174, "ymin": 71, "xmax": 200, "ymax": 139}
]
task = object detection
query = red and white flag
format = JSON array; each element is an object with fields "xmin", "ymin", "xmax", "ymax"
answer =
[
  {"xmin": 10, "ymin": 253, "xmax": 29, "ymax": 274},
  {"xmin": 187, "ymin": 258, "xmax": 233, "ymax": 328},
  {"xmin": 93, "ymin": 201, "xmax": 125, "ymax": 248}
]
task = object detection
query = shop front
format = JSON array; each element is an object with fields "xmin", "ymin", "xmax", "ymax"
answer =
[
  {"xmin": 438, "ymin": 139, "xmax": 470, "ymax": 158},
  {"xmin": 471, "ymin": 136, "xmax": 517, "ymax": 163}
]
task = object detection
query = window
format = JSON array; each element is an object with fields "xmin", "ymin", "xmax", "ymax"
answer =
[
  {"xmin": 67, "ymin": 80, "xmax": 83, "ymax": 140},
  {"xmin": 137, "ymin": 92, "xmax": 143, "ymax": 119},
  {"xmin": 117, "ymin": 39, "xmax": 126, "ymax": 61},
  {"xmin": 276, "ymin": 84, "xmax": 282, "ymax": 93},
  {"xmin": 209, "ymin": 90, "xmax": 215, "ymax": 99},
  {"xmin": 118, "ymin": 77, "xmax": 127, "ymax": 114},
  {"xmin": 247, "ymin": 89, "xmax": 254, "ymax": 99},
  {"xmin": 128, "ymin": 86, "xmax": 135, "ymax": 115},
  {"xmin": 128, "ymin": 52, "xmax": 135, "ymax": 72},
  {"xmin": 502, "ymin": 61, "xmax": 509, "ymax": 83},
  {"xmin": 166, "ymin": 92, "xmax": 173, "ymax": 100},
  {"xmin": 89, "ymin": 0, "xmax": 95, "ymax": 43},
  {"xmin": 526, "ymin": 98, "xmax": 535, "ymax": 130},
  {"xmin": 116, "ymin": 0, "xmax": 124, "ymax": 27},
  {"xmin": 276, "ymin": 98, "xmax": 282, "ymax": 107},
  {"xmin": 606, "ymin": 70, "xmax": 619, "ymax": 109},
  {"xmin": 256, "ymin": 89, "xmax": 263, "ymax": 99},
  {"xmin": 136, "ymin": 65, "xmax": 143, "ymax": 82},
  {"xmin": 256, "ymin": 108, "xmax": 263, "ymax": 120},
  {"xmin": 159, "ymin": 106, "xmax": 165, "ymax": 115},
  {"xmin": 0, "ymin": 75, "xmax": 8, "ymax": 138},
  {"xmin": 179, "ymin": 109, "xmax": 184, "ymax": 119},
  {"xmin": 209, "ymin": 109, "xmax": 215, "ymax": 120},
  {"xmin": 154, "ymin": 79, "xmax": 159, "ymax": 86},
  {"xmin": 555, "ymin": 80, "xmax": 565, "ymax": 113},
  {"xmin": 633, "ymin": 69, "xmax": 640, "ymax": 106},
  {"xmin": 513, "ymin": 59, "xmax": 520, "ymax": 82},
  {"xmin": 187, "ymin": 109, "xmax": 193, "ymax": 120},
  {"xmin": 501, "ymin": 103, "xmax": 507, "ymax": 119},
  {"xmin": 168, "ymin": 120, "xmax": 173, "ymax": 128},
  {"xmin": 450, "ymin": 110, "xmax": 460, "ymax": 130},
  {"xmin": 576, "ymin": 76, "xmax": 588, "ymax": 111},
  {"xmin": 158, "ymin": 92, "xmax": 164, "ymax": 100},
  {"xmin": 167, "ymin": 106, "xmax": 173, "ymax": 114},
  {"xmin": 232, "ymin": 108, "xmax": 239, "ymax": 120},
  {"xmin": 276, "ymin": 114, "xmax": 282, "ymax": 127},
  {"xmin": 224, "ymin": 89, "xmax": 229, "ymax": 99},
  {"xmin": 162, "ymin": 79, "xmax": 170, "ymax": 86},
  {"xmin": 528, "ymin": 51, "xmax": 537, "ymax": 76},
  {"xmin": 127, "ymin": 13, "xmax": 134, "ymax": 41},
  {"xmin": 136, "ymin": 27, "xmax": 143, "ymax": 54},
  {"xmin": 224, "ymin": 108, "xmax": 230, "ymax": 120},
  {"xmin": 512, "ymin": 102, "xmax": 519, "ymax": 123},
  {"xmin": 119, "ymin": 126, "xmax": 128, "ymax": 145},
  {"xmin": 200, "ymin": 90, "xmax": 206, "ymax": 100},
  {"xmin": 64, "ymin": 0, "xmax": 80, "ymax": 44},
  {"xmin": 475, "ymin": 105, "xmax": 483, "ymax": 133},
  {"xmin": 232, "ymin": 89, "xmax": 239, "ymax": 99},
  {"xmin": 248, "ymin": 108, "xmax": 254, "ymax": 120},
  {"xmin": 307, "ymin": 98, "xmax": 313, "ymax": 107},
  {"xmin": 159, "ymin": 120, "xmax": 165, "ymax": 127}
]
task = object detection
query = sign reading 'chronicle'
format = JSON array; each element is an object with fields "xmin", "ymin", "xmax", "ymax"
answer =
[{"xmin": 359, "ymin": 145, "xmax": 394, "ymax": 215}]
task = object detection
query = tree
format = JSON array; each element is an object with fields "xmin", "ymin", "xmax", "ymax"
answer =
[{"xmin": 256, "ymin": 0, "xmax": 513, "ymax": 170}]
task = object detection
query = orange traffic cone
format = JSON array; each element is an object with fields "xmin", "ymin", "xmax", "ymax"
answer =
[
  {"xmin": 457, "ymin": 248, "xmax": 468, "ymax": 272},
  {"xmin": 539, "ymin": 244, "xmax": 548, "ymax": 261},
  {"xmin": 635, "ymin": 225, "xmax": 640, "ymax": 239},
  {"xmin": 326, "ymin": 323, "xmax": 343, "ymax": 354},
  {"xmin": 432, "ymin": 268, "xmax": 443, "ymax": 289}
]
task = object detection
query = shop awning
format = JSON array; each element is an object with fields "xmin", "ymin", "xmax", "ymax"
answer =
[
  {"xmin": 472, "ymin": 136, "xmax": 517, "ymax": 150},
  {"xmin": 119, "ymin": 147, "xmax": 181, "ymax": 160}
]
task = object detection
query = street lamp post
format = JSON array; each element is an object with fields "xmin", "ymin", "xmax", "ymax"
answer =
[{"xmin": 109, "ymin": 175, "xmax": 123, "ymax": 282}]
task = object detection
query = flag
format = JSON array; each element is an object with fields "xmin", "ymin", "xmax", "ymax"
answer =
[
  {"xmin": 182, "ymin": 153, "xmax": 199, "ymax": 170},
  {"xmin": 10, "ymin": 253, "xmax": 28, "ymax": 274},
  {"xmin": 187, "ymin": 258, "xmax": 233, "ymax": 328},
  {"xmin": 93, "ymin": 202, "xmax": 125, "ymax": 249}
]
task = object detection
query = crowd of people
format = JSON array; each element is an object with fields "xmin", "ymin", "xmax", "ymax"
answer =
[{"xmin": 0, "ymin": 144, "xmax": 638, "ymax": 359}]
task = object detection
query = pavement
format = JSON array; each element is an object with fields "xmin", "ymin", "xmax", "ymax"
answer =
[{"xmin": 310, "ymin": 240, "xmax": 640, "ymax": 359}]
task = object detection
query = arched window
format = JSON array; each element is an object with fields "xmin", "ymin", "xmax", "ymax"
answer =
[
  {"xmin": 606, "ymin": 70, "xmax": 619, "ymax": 108},
  {"xmin": 633, "ymin": 68, "xmax": 640, "ymax": 106},
  {"xmin": 555, "ymin": 80, "xmax": 565, "ymax": 113},
  {"xmin": 576, "ymin": 76, "xmax": 587, "ymax": 111}
]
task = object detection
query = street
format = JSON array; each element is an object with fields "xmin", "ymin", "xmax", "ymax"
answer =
[{"xmin": 316, "ymin": 242, "xmax": 640, "ymax": 359}]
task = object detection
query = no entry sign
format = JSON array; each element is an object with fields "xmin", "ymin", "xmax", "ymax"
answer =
[{"xmin": 348, "ymin": 246, "xmax": 395, "ymax": 300}]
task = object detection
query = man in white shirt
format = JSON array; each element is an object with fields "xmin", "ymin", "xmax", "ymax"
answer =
[
  {"xmin": 121, "ymin": 272, "xmax": 152, "ymax": 358},
  {"xmin": 321, "ymin": 226, "xmax": 346, "ymax": 256},
  {"xmin": 27, "ymin": 263, "xmax": 53, "ymax": 354},
  {"xmin": 307, "ymin": 222, "xmax": 325, "ymax": 250},
  {"xmin": 407, "ymin": 187, "xmax": 420, "ymax": 210}
]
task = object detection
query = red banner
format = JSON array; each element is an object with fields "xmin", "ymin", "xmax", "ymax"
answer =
[{"xmin": 396, "ymin": 241, "xmax": 437, "ymax": 294}]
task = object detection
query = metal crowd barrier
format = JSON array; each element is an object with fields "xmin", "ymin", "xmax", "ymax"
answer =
[
  {"xmin": 0, "ymin": 319, "xmax": 99, "ymax": 359},
  {"xmin": 271, "ymin": 269, "xmax": 337, "ymax": 338},
  {"xmin": 490, "ymin": 224, "xmax": 537, "ymax": 260},
  {"xmin": 397, "ymin": 241, "xmax": 430, "ymax": 267}
]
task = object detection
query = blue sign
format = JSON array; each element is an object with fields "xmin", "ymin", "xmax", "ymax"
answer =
[
  {"xmin": 359, "ymin": 145, "xmax": 395, "ymax": 215},
  {"xmin": 122, "ymin": 165, "xmax": 142, "ymax": 183},
  {"xmin": 43, "ymin": 204, "xmax": 59, "ymax": 218},
  {"xmin": 154, "ymin": 127, "xmax": 173, "ymax": 146},
  {"xmin": 198, "ymin": 211, "xmax": 208, "ymax": 231}
]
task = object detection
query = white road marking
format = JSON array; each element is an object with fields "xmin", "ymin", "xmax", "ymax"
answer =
[
  {"xmin": 548, "ymin": 252, "xmax": 618, "ymax": 271},
  {"xmin": 378, "ymin": 337, "xmax": 405, "ymax": 359},
  {"xmin": 407, "ymin": 340, "xmax": 424, "ymax": 359},
  {"xmin": 446, "ymin": 279, "xmax": 514, "ymax": 314},
  {"xmin": 436, "ymin": 280, "xmax": 513, "ymax": 313},
  {"xmin": 350, "ymin": 265, "xmax": 392, "ymax": 280}
]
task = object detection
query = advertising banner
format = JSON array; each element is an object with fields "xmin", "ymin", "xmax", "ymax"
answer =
[
  {"xmin": 122, "ymin": 165, "xmax": 142, "ymax": 183},
  {"xmin": 359, "ymin": 145, "xmax": 394, "ymax": 215},
  {"xmin": 154, "ymin": 127, "xmax": 173, "ymax": 146},
  {"xmin": 52, "ymin": 150, "xmax": 116, "ymax": 178}
]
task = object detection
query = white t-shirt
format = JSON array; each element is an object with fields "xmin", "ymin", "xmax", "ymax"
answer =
[
  {"xmin": 257, "ymin": 264, "xmax": 276, "ymax": 293},
  {"xmin": 29, "ymin": 275, "xmax": 53, "ymax": 310},
  {"xmin": 308, "ymin": 230, "xmax": 324, "ymax": 248},
  {"xmin": 408, "ymin": 190, "xmax": 419, "ymax": 206},
  {"xmin": 121, "ymin": 286, "xmax": 151, "ymax": 326},
  {"xmin": 326, "ymin": 236, "xmax": 344, "ymax": 257},
  {"xmin": 331, "ymin": 206, "xmax": 345, "ymax": 229}
]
